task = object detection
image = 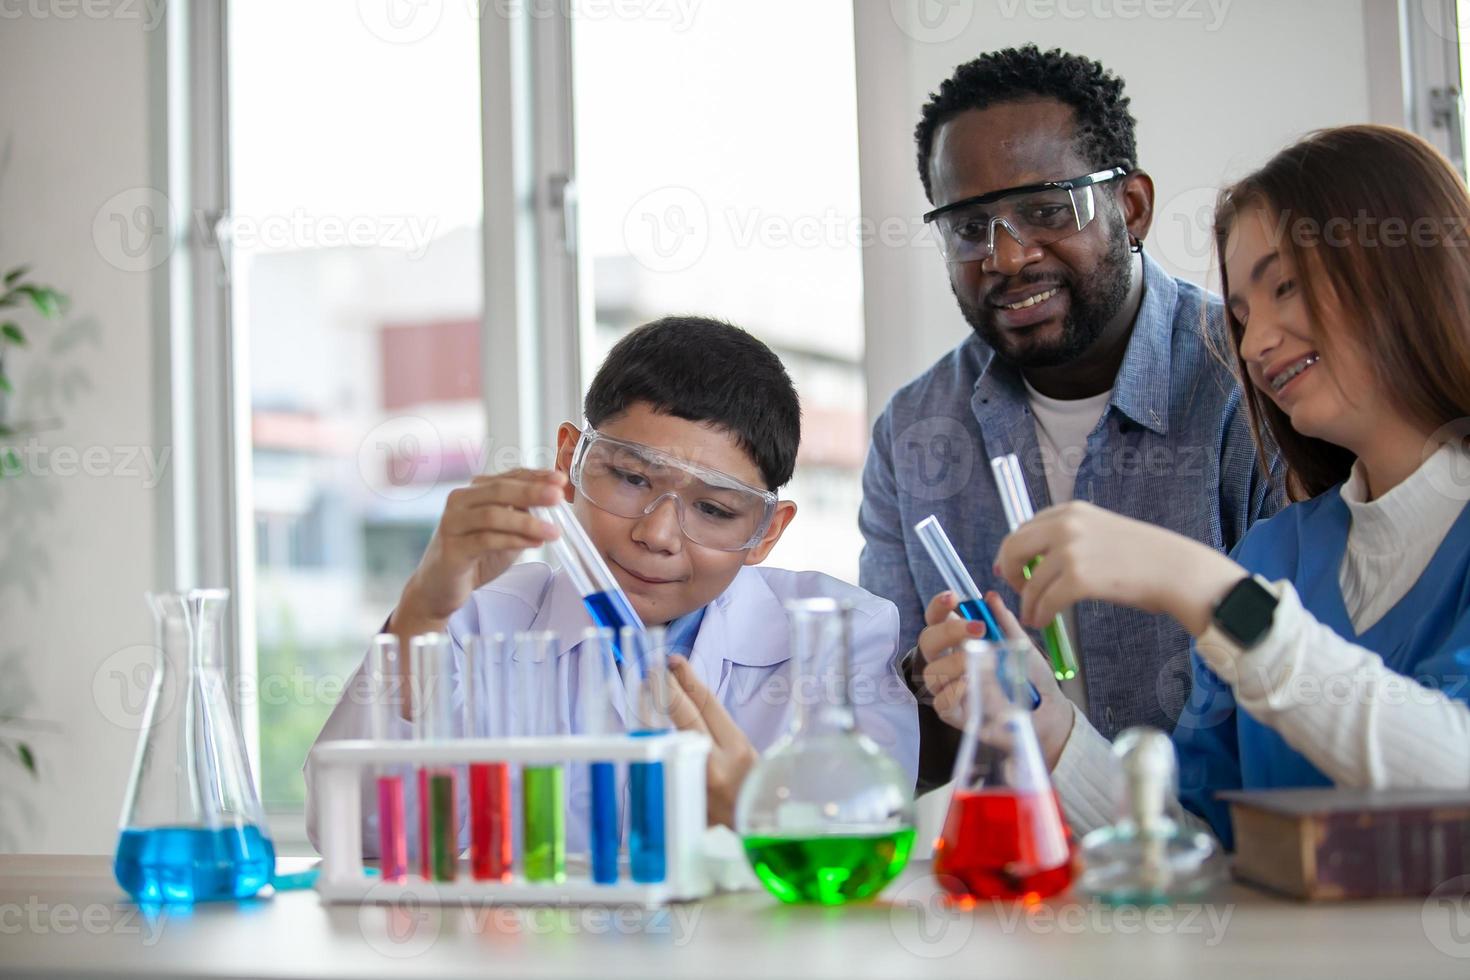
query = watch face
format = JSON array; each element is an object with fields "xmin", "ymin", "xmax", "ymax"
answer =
[{"xmin": 1216, "ymin": 578, "xmax": 1277, "ymax": 648}]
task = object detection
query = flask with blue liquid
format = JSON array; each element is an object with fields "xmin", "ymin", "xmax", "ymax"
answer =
[{"xmin": 113, "ymin": 590, "xmax": 276, "ymax": 904}]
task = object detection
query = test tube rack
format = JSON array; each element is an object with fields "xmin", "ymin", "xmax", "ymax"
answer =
[{"xmin": 311, "ymin": 731, "xmax": 713, "ymax": 908}]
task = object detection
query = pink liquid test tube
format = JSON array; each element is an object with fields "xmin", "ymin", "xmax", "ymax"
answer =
[{"xmin": 370, "ymin": 634, "xmax": 408, "ymax": 882}]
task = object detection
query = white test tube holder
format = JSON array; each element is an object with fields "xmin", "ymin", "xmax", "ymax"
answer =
[{"xmin": 310, "ymin": 730, "xmax": 713, "ymax": 908}]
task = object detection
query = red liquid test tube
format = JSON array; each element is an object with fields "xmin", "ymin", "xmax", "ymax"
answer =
[
  {"xmin": 370, "ymin": 634, "xmax": 410, "ymax": 882},
  {"xmin": 469, "ymin": 762, "xmax": 512, "ymax": 880}
]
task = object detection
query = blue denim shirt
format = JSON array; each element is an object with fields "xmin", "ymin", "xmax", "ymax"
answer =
[{"xmin": 859, "ymin": 254, "xmax": 1282, "ymax": 790}]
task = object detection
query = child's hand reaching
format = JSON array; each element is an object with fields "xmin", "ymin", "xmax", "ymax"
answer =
[
  {"xmin": 391, "ymin": 469, "xmax": 566, "ymax": 639},
  {"xmin": 665, "ymin": 655, "xmax": 760, "ymax": 829}
]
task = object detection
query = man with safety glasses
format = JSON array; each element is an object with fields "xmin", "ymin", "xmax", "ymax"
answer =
[{"xmin": 858, "ymin": 46, "xmax": 1281, "ymax": 813}]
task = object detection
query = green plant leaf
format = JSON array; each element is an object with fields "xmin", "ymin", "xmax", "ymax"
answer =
[
  {"xmin": 2, "ymin": 448, "xmax": 19, "ymax": 474},
  {"xmin": 4, "ymin": 266, "xmax": 30, "ymax": 288},
  {"xmin": 16, "ymin": 286, "xmax": 63, "ymax": 319},
  {"xmin": 1, "ymin": 322, "xmax": 24, "ymax": 346},
  {"xmin": 18, "ymin": 742, "xmax": 36, "ymax": 777},
  {"xmin": 0, "ymin": 422, "xmax": 14, "ymax": 437},
  {"xmin": 0, "ymin": 375, "xmax": 11, "ymax": 394}
]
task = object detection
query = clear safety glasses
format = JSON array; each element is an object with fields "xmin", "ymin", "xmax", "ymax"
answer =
[
  {"xmin": 923, "ymin": 167, "xmax": 1130, "ymax": 265},
  {"xmin": 569, "ymin": 427, "xmax": 778, "ymax": 552}
]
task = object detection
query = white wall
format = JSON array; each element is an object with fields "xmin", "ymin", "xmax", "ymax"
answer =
[
  {"xmin": 0, "ymin": 10, "xmax": 168, "ymax": 854},
  {"xmin": 857, "ymin": 0, "xmax": 1398, "ymax": 419}
]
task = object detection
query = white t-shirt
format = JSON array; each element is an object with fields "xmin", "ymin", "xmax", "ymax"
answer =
[{"xmin": 1023, "ymin": 379, "xmax": 1114, "ymax": 713}]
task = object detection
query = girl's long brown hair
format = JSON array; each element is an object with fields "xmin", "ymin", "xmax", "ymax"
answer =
[{"xmin": 1214, "ymin": 125, "xmax": 1470, "ymax": 501}]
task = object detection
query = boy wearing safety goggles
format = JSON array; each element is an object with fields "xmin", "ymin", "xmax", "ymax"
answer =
[{"xmin": 305, "ymin": 316, "xmax": 918, "ymax": 850}]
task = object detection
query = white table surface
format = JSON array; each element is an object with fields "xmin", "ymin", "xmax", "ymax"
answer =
[{"xmin": 1, "ymin": 854, "xmax": 1467, "ymax": 979}]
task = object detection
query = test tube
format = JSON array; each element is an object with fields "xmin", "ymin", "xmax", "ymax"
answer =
[
  {"xmin": 623, "ymin": 625, "xmax": 669, "ymax": 884},
  {"xmin": 914, "ymin": 516, "xmax": 1042, "ymax": 710},
  {"xmin": 535, "ymin": 499, "xmax": 646, "ymax": 662},
  {"xmin": 517, "ymin": 631, "xmax": 566, "ymax": 883},
  {"xmin": 989, "ymin": 454, "xmax": 1081, "ymax": 681},
  {"xmin": 582, "ymin": 627, "xmax": 621, "ymax": 885},
  {"xmin": 370, "ymin": 634, "xmax": 408, "ymax": 882},
  {"xmin": 465, "ymin": 634, "xmax": 513, "ymax": 882},
  {"xmin": 412, "ymin": 632, "xmax": 458, "ymax": 881}
]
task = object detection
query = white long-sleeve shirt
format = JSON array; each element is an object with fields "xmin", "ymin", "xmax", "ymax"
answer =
[{"xmin": 1054, "ymin": 442, "xmax": 1470, "ymax": 836}]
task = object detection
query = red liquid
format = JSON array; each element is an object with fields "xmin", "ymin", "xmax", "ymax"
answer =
[
  {"xmin": 933, "ymin": 788, "xmax": 1076, "ymax": 902},
  {"xmin": 469, "ymin": 762, "xmax": 512, "ymax": 881},
  {"xmin": 417, "ymin": 768, "xmax": 431, "ymax": 878},
  {"xmin": 376, "ymin": 774, "xmax": 408, "ymax": 881}
]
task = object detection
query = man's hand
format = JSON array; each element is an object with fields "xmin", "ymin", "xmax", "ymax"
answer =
[
  {"xmin": 915, "ymin": 589, "xmax": 1076, "ymax": 770},
  {"xmin": 665, "ymin": 655, "xmax": 760, "ymax": 829}
]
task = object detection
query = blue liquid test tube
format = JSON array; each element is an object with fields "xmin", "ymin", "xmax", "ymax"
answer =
[
  {"xmin": 990, "ymin": 453, "xmax": 1081, "ymax": 682},
  {"xmin": 623, "ymin": 626, "xmax": 668, "ymax": 884},
  {"xmin": 581, "ymin": 627, "xmax": 621, "ymax": 885},
  {"xmin": 914, "ymin": 515, "xmax": 1042, "ymax": 710},
  {"xmin": 536, "ymin": 499, "xmax": 646, "ymax": 663}
]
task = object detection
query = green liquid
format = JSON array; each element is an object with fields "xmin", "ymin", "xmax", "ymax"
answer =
[
  {"xmin": 522, "ymin": 765, "xmax": 565, "ymax": 883},
  {"xmin": 742, "ymin": 829, "xmax": 916, "ymax": 905},
  {"xmin": 428, "ymin": 771, "xmax": 457, "ymax": 882}
]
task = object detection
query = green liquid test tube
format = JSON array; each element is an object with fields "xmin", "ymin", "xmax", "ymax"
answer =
[
  {"xmin": 522, "ymin": 764, "xmax": 565, "ymax": 883},
  {"xmin": 993, "ymin": 453, "xmax": 1082, "ymax": 684},
  {"xmin": 1022, "ymin": 558, "xmax": 1079, "ymax": 680},
  {"xmin": 428, "ymin": 771, "xmax": 457, "ymax": 881}
]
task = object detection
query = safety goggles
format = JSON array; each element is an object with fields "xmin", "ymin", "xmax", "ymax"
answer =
[
  {"xmin": 922, "ymin": 167, "xmax": 1130, "ymax": 265},
  {"xmin": 569, "ymin": 427, "xmax": 778, "ymax": 552}
]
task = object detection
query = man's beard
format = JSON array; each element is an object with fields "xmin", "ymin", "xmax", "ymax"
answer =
[{"xmin": 956, "ymin": 214, "xmax": 1133, "ymax": 369}]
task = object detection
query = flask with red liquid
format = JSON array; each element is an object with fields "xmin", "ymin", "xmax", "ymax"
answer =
[{"xmin": 933, "ymin": 637, "xmax": 1077, "ymax": 903}]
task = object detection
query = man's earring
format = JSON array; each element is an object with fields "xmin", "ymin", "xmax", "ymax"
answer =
[{"xmin": 1129, "ymin": 234, "xmax": 1144, "ymax": 254}]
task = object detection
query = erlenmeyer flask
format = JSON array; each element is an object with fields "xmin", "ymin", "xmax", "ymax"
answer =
[
  {"xmin": 933, "ymin": 637, "xmax": 1076, "ymax": 903},
  {"xmin": 735, "ymin": 598, "xmax": 915, "ymax": 905},
  {"xmin": 113, "ymin": 590, "xmax": 275, "ymax": 903}
]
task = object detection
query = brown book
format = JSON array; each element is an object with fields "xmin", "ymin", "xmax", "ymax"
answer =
[{"xmin": 1220, "ymin": 788, "xmax": 1470, "ymax": 901}]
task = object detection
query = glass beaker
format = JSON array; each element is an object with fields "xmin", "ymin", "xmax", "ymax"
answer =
[
  {"xmin": 114, "ymin": 590, "xmax": 276, "ymax": 904},
  {"xmin": 1078, "ymin": 727, "xmax": 1226, "ymax": 903},
  {"xmin": 735, "ymin": 598, "xmax": 915, "ymax": 905},
  {"xmin": 933, "ymin": 637, "xmax": 1076, "ymax": 903}
]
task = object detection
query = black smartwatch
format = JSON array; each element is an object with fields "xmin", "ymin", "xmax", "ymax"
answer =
[{"xmin": 1211, "ymin": 576, "xmax": 1279, "ymax": 650}]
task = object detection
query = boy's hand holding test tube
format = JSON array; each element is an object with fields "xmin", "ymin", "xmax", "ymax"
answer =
[{"xmin": 388, "ymin": 468, "xmax": 566, "ymax": 697}]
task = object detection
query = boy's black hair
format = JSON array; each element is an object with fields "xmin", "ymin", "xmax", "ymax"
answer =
[
  {"xmin": 915, "ymin": 45, "xmax": 1138, "ymax": 201},
  {"xmin": 583, "ymin": 316, "xmax": 801, "ymax": 490}
]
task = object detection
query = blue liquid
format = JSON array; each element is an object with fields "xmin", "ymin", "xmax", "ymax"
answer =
[
  {"xmin": 589, "ymin": 761, "xmax": 620, "ymax": 884},
  {"xmin": 114, "ymin": 824, "xmax": 276, "ymax": 904},
  {"xmin": 955, "ymin": 597, "xmax": 1003, "ymax": 639},
  {"xmin": 955, "ymin": 598, "xmax": 1042, "ymax": 710},
  {"xmin": 584, "ymin": 590, "xmax": 641, "ymax": 663},
  {"xmin": 628, "ymin": 731, "xmax": 667, "ymax": 883}
]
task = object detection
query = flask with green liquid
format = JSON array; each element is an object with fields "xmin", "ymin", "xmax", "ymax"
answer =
[{"xmin": 735, "ymin": 598, "xmax": 916, "ymax": 905}]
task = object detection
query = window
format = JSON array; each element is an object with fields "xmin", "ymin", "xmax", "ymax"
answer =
[
  {"xmin": 571, "ymin": 0, "xmax": 868, "ymax": 581},
  {"xmin": 227, "ymin": 2, "xmax": 484, "ymax": 811}
]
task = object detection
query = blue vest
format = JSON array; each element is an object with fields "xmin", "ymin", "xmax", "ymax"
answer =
[{"xmin": 1173, "ymin": 487, "xmax": 1470, "ymax": 848}]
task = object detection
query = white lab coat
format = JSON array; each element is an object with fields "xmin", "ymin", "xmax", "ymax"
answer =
[{"xmin": 304, "ymin": 562, "xmax": 918, "ymax": 857}]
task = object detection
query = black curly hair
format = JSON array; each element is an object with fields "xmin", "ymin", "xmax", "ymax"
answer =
[{"xmin": 915, "ymin": 45, "xmax": 1138, "ymax": 201}]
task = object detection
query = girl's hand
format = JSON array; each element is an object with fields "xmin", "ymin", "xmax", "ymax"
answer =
[{"xmin": 994, "ymin": 500, "xmax": 1244, "ymax": 638}]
